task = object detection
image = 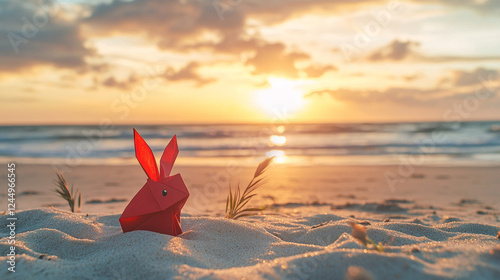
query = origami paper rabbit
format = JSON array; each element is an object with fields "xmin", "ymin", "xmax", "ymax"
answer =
[{"xmin": 119, "ymin": 129, "xmax": 189, "ymax": 236}]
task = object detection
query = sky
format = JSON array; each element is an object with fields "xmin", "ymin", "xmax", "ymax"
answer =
[{"xmin": 1, "ymin": 0, "xmax": 500, "ymax": 125}]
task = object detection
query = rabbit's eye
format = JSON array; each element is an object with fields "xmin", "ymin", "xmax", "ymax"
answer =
[{"xmin": 162, "ymin": 189, "xmax": 168, "ymax": 196}]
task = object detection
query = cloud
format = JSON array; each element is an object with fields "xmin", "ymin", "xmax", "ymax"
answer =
[
  {"xmin": 422, "ymin": 0, "xmax": 500, "ymax": 12},
  {"xmin": 305, "ymin": 87, "xmax": 445, "ymax": 105},
  {"xmin": 452, "ymin": 68, "xmax": 499, "ymax": 87},
  {"xmin": 2, "ymin": 0, "xmax": 498, "ymax": 75},
  {"xmin": 368, "ymin": 40, "xmax": 419, "ymax": 61},
  {"xmin": 100, "ymin": 62, "xmax": 216, "ymax": 89},
  {"xmin": 164, "ymin": 62, "xmax": 216, "ymax": 86},
  {"xmin": 0, "ymin": 0, "xmax": 95, "ymax": 73},
  {"xmin": 241, "ymin": 0, "xmax": 500, "ymax": 21},
  {"xmin": 302, "ymin": 64, "xmax": 337, "ymax": 78},
  {"xmin": 367, "ymin": 39, "xmax": 500, "ymax": 63},
  {"xmin": 244, "ymin": 43, "xmax": 310, "ymax": 78},
  {"xmin": 2, "ymin": 0, "xmax": 499, "ymax": 82},
  {"xmin": 306, "ymin": 80, "xmax": 499, "ymax": 107},
  {"xmin": 102, "ymin": 75, "xmax": 139, "ymax": 90},
  {"xmin": 86, "ymin": 0, "xmax": 330, "ymax": 78},
  {"xmin": 194, "ymin": 37, "xmax": 315, "ymax": 78},
  {"xmin": 87, "ymin": 0, "xmax": 245, "ymax": 50},
  {"xmin": 403, "ymin": 73, "xmax": 421, "ymax": 82},
  {"xmin": 84, "ymin": 0, "xmax": 500, "ymax": 79},
  {"xmin": 306, "ymin": 66, "xmax": 500, "ymax": 107},
  {"xmin": 421, "ymin": 55, "xmax": 500, "ymax": 63}
]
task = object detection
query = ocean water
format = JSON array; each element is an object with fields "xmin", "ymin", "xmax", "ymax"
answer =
[{"xmin": 1, "ymin": 121, "xmax": 500, "ymax": 166}]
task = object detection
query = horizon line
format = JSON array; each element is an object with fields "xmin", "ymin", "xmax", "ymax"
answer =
[{"xmin": 1, "ymin": 118, "xmax": 500, "ymax": 127}]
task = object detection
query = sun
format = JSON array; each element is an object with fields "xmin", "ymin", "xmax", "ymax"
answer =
[{"xmin": 255, "ymin": 78, "xmax": 306, "ymax": 117}]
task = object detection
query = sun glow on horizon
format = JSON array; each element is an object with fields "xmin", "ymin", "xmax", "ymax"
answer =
[
  {"xmin": 266, "ymin": 150, "xmax": 287, "ymax": 164},
  {"xmin": 255, "ymin": 78, "xmax": 307, "ymax": 117}
]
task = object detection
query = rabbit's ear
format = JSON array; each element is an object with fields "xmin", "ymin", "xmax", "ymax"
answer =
[
  {"xmin": 134, "ymin": 129, "xmax": 159, "ymax": 181},
  {"xmin": 160, "ymin": 135, "xmax": 178, "ymax": 178}
]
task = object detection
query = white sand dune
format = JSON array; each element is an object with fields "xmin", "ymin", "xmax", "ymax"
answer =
[{"xmin": 1, "ymin": 208, "xmax": 499, "ymax": 279}]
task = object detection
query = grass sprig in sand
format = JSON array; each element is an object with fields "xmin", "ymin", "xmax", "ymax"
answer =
[
  {"xmin": 349, "ymin": 221, "xmax": 384, "ymax": 252},
  {"xmin": 226, "ymin": 157, "xmax": 274, "ymax": 220},
  {"xmin": 53, "ymin": 172, "xmax": 81, "ymax": 213}
]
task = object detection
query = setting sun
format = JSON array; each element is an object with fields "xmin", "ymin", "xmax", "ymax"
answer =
[
  {"xmin": 255, "ymin": 78, "xmax": 306, "ymax": 117},
  {"xmin": 270, "ymin": 135, "xmax": 287, "ymax": 146}
]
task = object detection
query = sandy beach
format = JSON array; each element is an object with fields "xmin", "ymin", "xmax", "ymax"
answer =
[
  {"xmin": 1, "ymin": 163, "xmax": 499, "ymax": 279},
  {"xmin": 4, "ymin": 163, "xmax": 500, "ymax": 222}
]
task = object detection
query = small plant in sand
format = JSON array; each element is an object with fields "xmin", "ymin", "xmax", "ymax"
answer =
[
  {"xmin": 53, "ymin": 171, "xmax": 81, "ymax": 213},
  {"xmin": 226, "ymin": 157, "xmax": 274, "ymax": 220},
  {"xmin": 349, "ymin": 221, "xmax": 384, "ymax": 252}
]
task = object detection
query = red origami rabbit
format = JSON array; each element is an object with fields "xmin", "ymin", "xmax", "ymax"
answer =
[{"xmin": 119, "ymin": 129, "xmax": 189, "ymax": 236}]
